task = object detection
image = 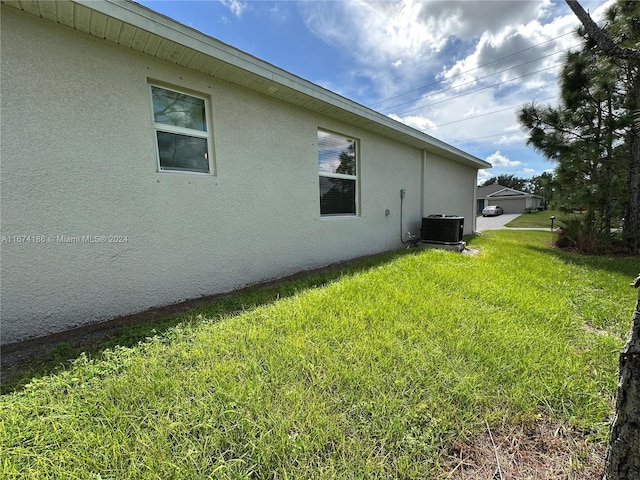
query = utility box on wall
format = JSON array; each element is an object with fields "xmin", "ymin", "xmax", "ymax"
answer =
[{"xmin": 421, "ymin": 215, "xmax": 464, "ymax": 244}]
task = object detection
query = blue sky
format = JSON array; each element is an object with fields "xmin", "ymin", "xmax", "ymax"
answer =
[{"xmin": 137, "ymin": 0, "xmax": 612, "ymax": 185}]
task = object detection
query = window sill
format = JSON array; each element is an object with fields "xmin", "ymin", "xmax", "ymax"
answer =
[
  {"xmin": 157, "ymin": 169, "xmax": 214, "ymax": 176},
  {"xmin": 320, "ymin": 214, "xmax": 360, "ymax": 220}
]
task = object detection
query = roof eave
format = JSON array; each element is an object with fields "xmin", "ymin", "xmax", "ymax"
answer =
[{"xmin": 3, "ymin": 0, "xmax": 491, "ymax": 169}]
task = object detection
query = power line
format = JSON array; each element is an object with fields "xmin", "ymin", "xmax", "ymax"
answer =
[
  {"xmin": 379, "ymin": 47, "xmax": 577, "ymax": 113},
  {"xmin": 421, "ymin": 95, "xmax": 558, "ymax": 130},
  {"xmin": 394, "ymin": 63, "xmax": 563, "ymax": 116},
  {"xmin": 450, "ymin": 131, "xmax": 527, "ymax": 144},
  {"xmin": 444, "ymin": 95, "xmax": 560, "ymax": 143},
  {"xmin": 369, "ymin": 30, "xmax": 578, "ymax": 108}
]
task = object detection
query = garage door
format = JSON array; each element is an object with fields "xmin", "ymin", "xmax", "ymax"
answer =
[{"xmin": 489, "ymin": 198, "xmax": 526, "ymax": 214}]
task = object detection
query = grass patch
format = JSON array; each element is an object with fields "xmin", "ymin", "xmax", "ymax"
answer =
[
  {"xmin": 1, "ymin": 231, "xmax": 637, "ymax": 479},
  {"xmin": 505, "ymin": 209, "xmax": 567, "ymax": 228}
]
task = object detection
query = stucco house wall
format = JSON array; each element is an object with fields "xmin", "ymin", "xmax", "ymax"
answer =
[
  {"xmin": 423, "ymin": 153, "xmax": 479, "ymax": 233},
  {"xmin": 1, "ymin": 2, "xmax": 487, "ymax": 344}
]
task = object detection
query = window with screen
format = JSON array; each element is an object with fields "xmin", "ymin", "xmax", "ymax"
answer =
[
  {"xmin": 318, "ymin": 130, "xmax": 358, "ymax": 216},
  {"xmin": 150, "ymin": 85, "xmax": 212, "ymax": 174}
]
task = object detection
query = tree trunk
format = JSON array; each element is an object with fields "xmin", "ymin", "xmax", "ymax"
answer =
[
  {"xmin": 603, "ymin": 97, "xmax": 613, "ymax": 232},
  {"xmin": 604, "ymin": 274, "xmax": 640, "ymax": 480},
  {"xmin": 625, "ymin": 76, "xmax": 640, "ymax": 253}
]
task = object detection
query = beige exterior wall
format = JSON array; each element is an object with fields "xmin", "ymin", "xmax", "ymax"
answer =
[
  {"xmin": 423, "ymin": 153, "xmax": 478, "ymax": 235},
  {"xmin": 1, "ymin": 7, "xmax": 477, "ymax": 344}
]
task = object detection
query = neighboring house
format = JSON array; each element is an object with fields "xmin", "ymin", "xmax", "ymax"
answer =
[
  {"xmin": 0, "ymin": 0, "xmax": 490, "ymax": 344},
  {"xmin": 477, "ymin": 185, "xmax": 544, "ymax": 214}
]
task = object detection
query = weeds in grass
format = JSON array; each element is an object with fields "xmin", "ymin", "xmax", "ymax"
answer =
[{"xmin": 1, "ymin": 231, "xmax": 636, "ymax": 478}]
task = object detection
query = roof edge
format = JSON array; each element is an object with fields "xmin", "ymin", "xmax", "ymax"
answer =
[{"xmin": 5, "ymin": 0, "xmax": 491, "ymax": 169}]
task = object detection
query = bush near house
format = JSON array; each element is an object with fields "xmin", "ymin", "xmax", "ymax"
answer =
[
  {"xmin": 1, "ymin": 231, "xmax": 636, "ymax": 479},
  {"xmin": 554, "ymin": 216, "xmax": 631, "ymax": 255}
]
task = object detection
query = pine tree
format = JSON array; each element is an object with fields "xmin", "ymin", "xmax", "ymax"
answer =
[
  {"xmin": 519, "ymin": 47, "xmax": 627, "ymax": 230},
  {"xmin": 565, "ymin": 0, "xmax": 640, "ymax": 252},
  {"xmin": 518, "ymin": 0, "xmax": 639, "ymax": 248}
]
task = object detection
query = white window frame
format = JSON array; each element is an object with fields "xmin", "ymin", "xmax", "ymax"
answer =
[
  {"xmin": 149, "ymin": 83, "xmax": 214, "ymax": 175},
  {"xmin": 318, "ymin": 129, "xmax": 359, "ymax": 217}
]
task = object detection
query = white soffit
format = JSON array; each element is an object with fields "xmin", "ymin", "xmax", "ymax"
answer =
[{"xmin": 2, "ymin": 0, "xmax": 491, "ymax": 170}]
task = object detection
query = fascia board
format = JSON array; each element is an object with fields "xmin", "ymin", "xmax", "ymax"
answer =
[{"xmin": 487, "ymin": 188, "xmax": 526, "ymax": 197}]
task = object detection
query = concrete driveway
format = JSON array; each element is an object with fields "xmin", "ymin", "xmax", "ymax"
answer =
[{"xmin": 476, "ymin": 213, "xmax": 522, "ymax": 232}]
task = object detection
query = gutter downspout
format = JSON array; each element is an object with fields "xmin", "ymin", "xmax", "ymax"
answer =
[
  {"xmin": 473, "ymin": 173, "xmax": 478, "ymax": 234},
  {"xmin": 420, "ymin": 150, "xmax": 426, "ymax": 221}
]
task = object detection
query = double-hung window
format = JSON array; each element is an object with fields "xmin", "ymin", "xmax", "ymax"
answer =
[
  {"xmin": 318, "ymin": 130, "xmax": 358, "ymax": 216},
  {"xmin": 150, "ymin": 85, "xmax": 212, "ymax": 174}
]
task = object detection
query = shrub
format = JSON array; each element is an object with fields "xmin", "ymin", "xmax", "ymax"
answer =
[{"xmin": 554, "ymin": 216, "xmax": 629, "ymax": 255}]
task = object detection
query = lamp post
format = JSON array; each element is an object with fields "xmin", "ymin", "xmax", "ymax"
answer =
[{"xmin": 550, "ymin": 215, "xmax": 555, "ymax": 231}]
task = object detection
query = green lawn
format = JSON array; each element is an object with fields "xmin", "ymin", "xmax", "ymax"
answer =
[
  {"xmin": 1, "ymin": 231, "xmax": 637, "ymax": 479},
  {"xmin": 505, "ymin": 209, "xmax": 566, "ymax": 228}
]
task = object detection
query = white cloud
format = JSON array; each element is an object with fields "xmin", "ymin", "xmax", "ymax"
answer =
[
  {"xmin": 221, "ymin": 0, "xmax": 247, "ymax": 17},
  {"xmin": 486, "ymin": 151, "xmax": 522, "ymax": 168},
  {"xmin": 388, "ymin": 113, "xmax": 436, "ymax": 132},
  {"xmin": 495, "ymin": 133, "xmax": 528, "ymax": 145},
  {"xmin": 269, "ymin": 3, "xmax": 289, "ymax": 21},
  {"xmin": 441, "ymin": 18, "xmax": 577, "ymax": 88},
  {"xmin": 300, "ymin": 1, "xmax": 564, "ymax": 89},
  {"xmin": 477, "ymin": 169, "xmax": 494, "ymax": 184},
  {"xmin": 386, "ymin": 87, "xmax": 535, "ymax": 146},
  {"xmin": 299, "ymin": 0, "xmax": 614, "ymax": 106}
]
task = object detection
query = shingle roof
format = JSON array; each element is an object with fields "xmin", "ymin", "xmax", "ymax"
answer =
[
  {"xmin": 477, "ymin": 184, "xmax": 508, "ymax": 197},
  {"xmin": 477, "ymin": 184, "xmax": 543, "ymax": 199}
]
